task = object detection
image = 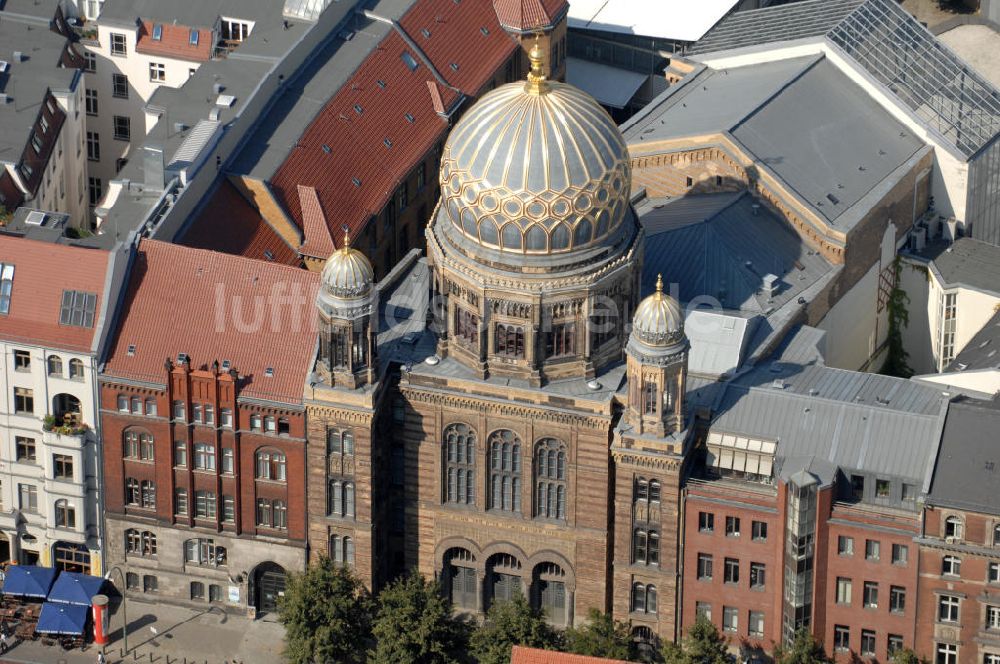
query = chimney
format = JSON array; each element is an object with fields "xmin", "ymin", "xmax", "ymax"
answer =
[{"xmin": 762, "ymin": 273, "xmax": 780, "ymax": 299}]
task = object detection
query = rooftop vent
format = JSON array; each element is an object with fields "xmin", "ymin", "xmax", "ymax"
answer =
[
  {"xmin": 762, "ymin": 273, "xmax": 780, "ymax": 299},
  {"xmin": 12, "ymin": 51, "xmax": 24, "ymax": 62},
  {"xmin": 216, "ymin": 94, "xmax": 235, "ymax": 107},
  {"xmin": 826, "ymin": 193, "xmax": 840, "ymax": 205},
  {"xmin": 24, "ymin": 211, "xmax": 46, "ymax": 226},
  {"xmin": 173, "ymin": 121, "xmax": 187, "ymax": 133},
  {"xmin": 0, "ymin": 93, "xmax": 9, "ymax": 104},
  {"xmin": 771, "ymin": 379, "xmax": 785, "ymax": 390},
  {"xmin": 0, "ymin": 60, "xmax": 8, "ymax": 73},
  {"xmin": 875, "ymin": 396, "xmax": 891, "ymax": 405},
  {"xmin": 212, "ymin": 82, "xmax": 225, "ymax": 95}
]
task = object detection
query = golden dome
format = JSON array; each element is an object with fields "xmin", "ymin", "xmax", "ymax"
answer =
[
  {"xmin": 438, "ymin": 45, "xmax": 631, "ymax": 257},
  {"xmin": 632, "ymin": 275, "xmax": 684, "ymax": 347},
  {"xmin": 320, "ymin": 230, "xmax": 374, "ymax": 299}
]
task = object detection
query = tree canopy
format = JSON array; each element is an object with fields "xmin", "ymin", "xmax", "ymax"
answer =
[
  {"xmin": 564, "ymin": 608, "xmax": 636, "ymax": 660},
  {"xmin": 278, "ymin": 557, "xmax": 373, "ymax": 664},
  {"xmin": 368, "ymin": 571, "xmax": 468, "ymax": 664},
  {"xmin": 772, "ymin": 628, "xmax": 832, "ymax": 664},
  {"xmin": 662, "ymin": 615, "xmax": 731, "ymax": 664},
  {"xmin": 470, "ymin": 593, "xmax": 560, "ymax": 664}
]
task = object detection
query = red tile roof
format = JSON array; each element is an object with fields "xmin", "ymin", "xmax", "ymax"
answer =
[
  {"xmin": 510, "ymin": 647, "xmax": 631, "ymax": 664},
  {"xmin": 492, "ymin": 0, "xmax": 567, "ymax": 31},
  {"xmin": 401, "ymin": 0, "xmax": 519, "ymax": 95},
  {"xmin": 270, "ymin": 30, "xmax": 461, "ymax": 248},
  {"xmin": 0, "ymin": 235, "xmax": 111, "ymax": 353},
  {"xmin": 103, "ymin": 240, "xmax": 319, "ymax": 405},
  {"xmin": 135, "ymin": 21, "xmax": 212, "ymax": 62},
  {"xmin": 297, "ymin": 185, "xmax": 335, "ymax": 260},
  {"xmin": 179, "ymin": 180, "xmax": 300, "ymax": 267}
]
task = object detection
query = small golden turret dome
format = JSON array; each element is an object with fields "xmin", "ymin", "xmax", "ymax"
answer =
[
  {"xmin": 320, "ymin": 228, "xmax": 374, "ymax": 299},
  {"xmin": 632, "ymin": 274, "xmax": 685, "ymax": 347}
]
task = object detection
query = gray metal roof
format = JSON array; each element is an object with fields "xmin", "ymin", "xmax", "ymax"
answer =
[
  {"xmin": 622, "ymin": 56, "xmax": 816, "ymax": 143},
  {"xmin": 689, "ymin": 0, "xmax": 862, "ymax": 56},
  {"xmin": 731, "ymin": 59, "xmax": 925, "ymax": 225},
  {"xmin": 927, "ymin": 397, "xmax": 1000, "ymax": 514},
  {"xmin": 97, "ymin": 0, "xmax": 281, "ymax": 28},
  {"xmin": 691, "ymin": 0, "xmax": 1000, "ymax": 159},
  {"xmin": 639, "ymin": 193, "xmax": 835, "ymax": 315},
  {"xmin": 947, "ymin": 309, "xmax": 1000, "ymax": 373},
  {"xmin": 930, "ymin": 237, "xmax": 1000, "ymax": 295},
  {"xmin": 0, "ymin": 9, "xmax": 76, "ymax": 162},
  {"xmin": 713, "ymin": 363, "xmax": 950, "ymax": 482},
  {"xmin": 625, "ymin": 56, "xmax": 926, "ymax": 229}
]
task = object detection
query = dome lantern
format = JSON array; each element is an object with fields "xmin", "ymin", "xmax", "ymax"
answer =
[
  {"xmin": 319, "ymin": 227, "xmax": 375, "ymax": 301},
  {"xmin": 631, "ymin": 274, "xmax": 685, "ymax": 348}
]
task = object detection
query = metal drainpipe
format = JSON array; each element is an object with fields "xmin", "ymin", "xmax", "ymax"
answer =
[{"xmin": 675, "ymin": 485, "xmax": 686, "ymax": 644}]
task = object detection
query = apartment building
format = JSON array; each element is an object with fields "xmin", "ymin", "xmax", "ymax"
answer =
[
  {"xmin": 0, "ymin": 3, "xmax": 89, "ymax": 228},
  {"xmin": 0, "ymin": 234, "xmax": 126, "ymax": 575},
  {"xmin": 98, "ymin": 240, "xmax": 319, "ymax": 615},
  {"xmin": 79, "ymin": 0, "xmax": 268, "ymax": 210},
  {"xmin": 916, "ymin": 398, "xmax": 1000, "ymax": 664}
]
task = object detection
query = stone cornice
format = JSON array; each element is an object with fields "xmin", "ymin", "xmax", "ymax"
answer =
[
  {"xmin": 611, "ymin": 448, "xmax": 683, "ymax": 471},
  {"xmin": 401, "ymin": 385, "xmax": 611, "ymax": 430}
]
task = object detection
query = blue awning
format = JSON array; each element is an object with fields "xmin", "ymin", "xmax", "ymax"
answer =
[
  {"xmin": 36, "ymin": 602, "xmax": 88, "ymax": 636},
  {"xmin": 47, "ymin": 571, "xmax": 105, "ymax": 607},
  {"xmin": 2, "ymin": 566, "xmax": 57, "ymax": 599}
]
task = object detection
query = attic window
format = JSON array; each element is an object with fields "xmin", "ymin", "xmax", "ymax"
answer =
[
  {"xmin": 321, "ymin": 144, "xmax": 331, "ymax": 154},
  {"xmin": 401, "ymin": 51, "xmax": 419, "ymax": 72},
  {"xmin": 421, "ymin": 28, "xmax": 431, "ymax": 38},
  {"xmin": 263, "ymin": 250, "xmax": 274, "ymax": 261},
  {"xmin": 352, "ymin": 177, "xmax": 362, "ymax": 187},
  {"xmin": 189, "ymin": 29, "xmax": 199, "ymax": 46},
  {"xmin": 383, "ymin": 138, "xmax": 392, "ymax": 149},
  {"xmin": 404, "ymin": 112, "xmax": 414, "ymax": 123},
  {"xmin": 449, "ymin": 62, "xmax": 459, "ymax": 72},
  {"xmin": 177, "ymin": 352, "xmax": 188, "ymax": 364},
  {"xmin": 221, "ymin": 359, "xmax": 231, "ymax": 370},
  {"xmin": 376, "ymin": 79, "xmax": 386, "ymax": 89},
  {"xmin": 480, "ymin": 26, "xmax": 489, "ymax": 36},
  {"xmin": 59, "ymin": 290, "xmax": 97, "ymax": 328},
  {"xmin": 264, "ymin": 367, "xmax": 274, "ymax": 377},
  {"xmin": 152, "ymin": 24, "xmax": 163, "ymax": 41},
  {"xmin": 0, "ymin": 264, "xmax": 13, "ymax": 315},
  {"xmin": 127, "ymin": 344, "xmax": 136, "ymax": 356},
  {"xmin": 353, "ymin": 104, "xmax": 363, "ymax": 115}
]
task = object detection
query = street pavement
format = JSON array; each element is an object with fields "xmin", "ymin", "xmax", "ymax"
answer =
[{"xmin": 0, "ymin": 598, "xmax": 285, "ymax": 664}]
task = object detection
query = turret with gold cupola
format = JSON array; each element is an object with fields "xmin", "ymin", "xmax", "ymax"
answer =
[
  {"xmin": 315, "ymin": 228, "xmax": 377, "ymax": 389},
  {"xmin": 624, "ymin": 274, "xmax": 688, "ymax": 438}
]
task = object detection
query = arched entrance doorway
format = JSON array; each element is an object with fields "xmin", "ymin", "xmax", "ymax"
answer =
[{"xmin": 252, "ymin": 562, "xmax": 286, "ymax": 616}]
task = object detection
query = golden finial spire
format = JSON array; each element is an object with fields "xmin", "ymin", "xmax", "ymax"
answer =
[
  {"xmin": 655, "ymin": 273, "xmax": 664, "ymax": 296},
  {"xmin": 525, "ymin": 34, "xmax": 549, "ymax": 95},
  {"xmin": 341, "ymin": 224, "xmax": 351, "ymax": 254}
]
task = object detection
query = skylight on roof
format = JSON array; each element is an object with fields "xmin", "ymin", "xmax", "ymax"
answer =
[
  {"xmin": 152, "ymin": 23, "xmax": 163, "ymax": 41},
  {"xmin": 384, "ymin": 138, "xmax": 392, "ymax": 148},
  {"xmin": 189, "ymin": 29, "xmax": 199, "ymax": 46},
  {"xmin": 449, "ymin": 62, "xmax": 459, "ymax": 72},
  {"xmin": 0, "ymin": 264, "xmax": 14, "ymax": 316},
  {"xmin": 401, "ymin": 51, "xmax": 419, "ymax": 72},
  {"xmin": 480, "ymin": 26, "xmax": 489, "ymax": 36},
  {"xmin": 59, "ymin": 290, "xmax": 97, "ymax": 328},
  {"xmin": 377, "ymin": 79, "xmax": 386, "ymax": 89},
  {"xmin": 404, "ymin": 112, "xmax": 414, "ymax": 123},
  {"xmin": 421, "ymin": 28, "xmax": 431, "ymax": 38},
  {"xmin": 352, "ymin": 177, "xmax": 362, "ymax": 187},
  {"xmin": 353, "ymin": 104, "xmax": 363, "ymax": 115}
]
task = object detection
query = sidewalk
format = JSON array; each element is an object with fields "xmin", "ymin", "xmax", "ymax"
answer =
[{"xmin": 0, "ymin": 599, "xmax": 286, "ymax": 664}]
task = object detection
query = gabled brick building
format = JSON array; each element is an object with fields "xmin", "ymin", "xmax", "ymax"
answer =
[{"xmin": 99, "ymin": 239, "xmax": 318, "ymax": 615}]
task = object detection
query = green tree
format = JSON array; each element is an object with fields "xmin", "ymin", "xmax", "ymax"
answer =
[
  {"xmin": 368, "ymin": 571, "xmax": 467, "ymax": 664},
  {"xmin": 470, "ymin": 592, "xmax": 560, "ymax": 664},
  {"xmin": 278, "ymin": 556, "xmax": 373, "ymax": 664},
  {"xmin": 564, "ymin": 608, "xmax": 636, "ymax": 660},
  {"xmin": 772, "ymin": 628, "xmax": 831, "ymax": 664},
  {"xmin": 880, "ymin": 256, "xmax": 914, "ymax": 378},
  {"xmin": 891, "ymin": 648, "xmax": 928, "ymax": 664}
]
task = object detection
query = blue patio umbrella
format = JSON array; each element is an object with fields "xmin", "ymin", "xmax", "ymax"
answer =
[
  {"xmin": 47, "ymin": 571, "xmax": 105, "ymax": 606},
  {"xmin": 2, "ymin": 566, "xmax": 57, "ymax": 599},
  {"xmin": 36, "ymin": 602, "xmax": 88, "ymax": 636}
]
